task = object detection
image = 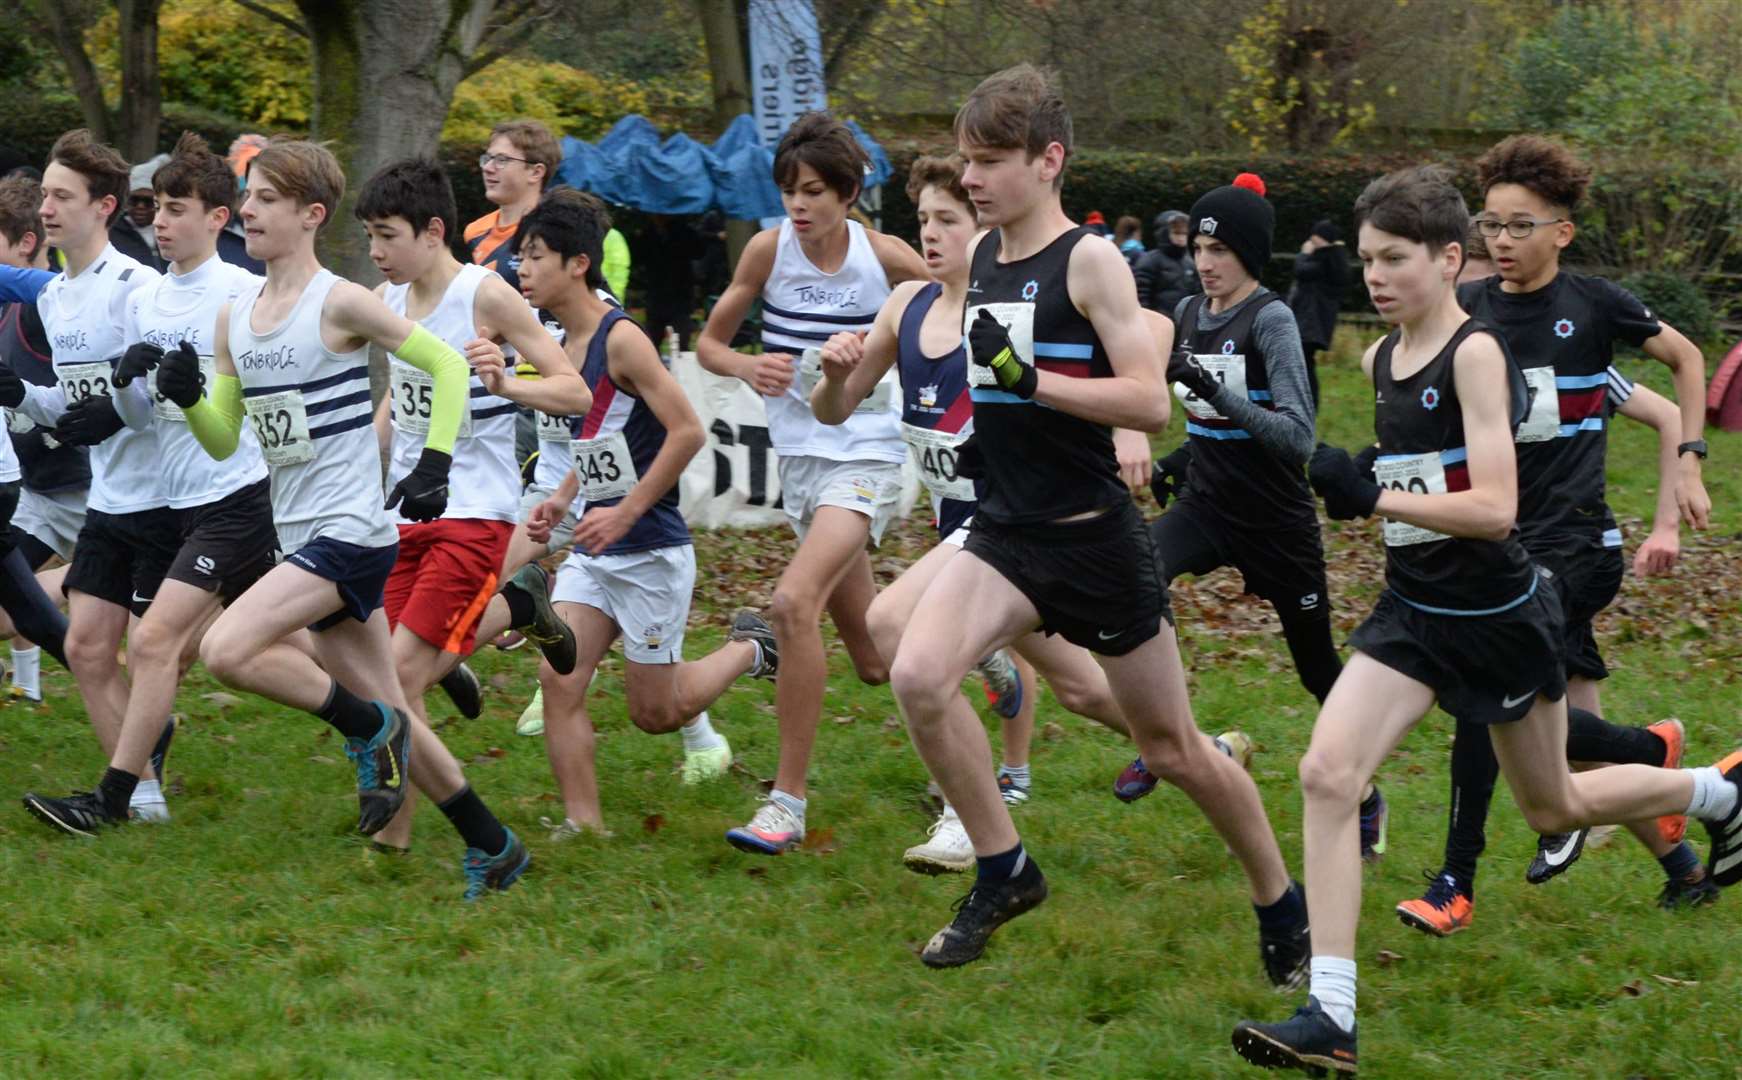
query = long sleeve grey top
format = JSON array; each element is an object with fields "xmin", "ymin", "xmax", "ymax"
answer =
[{"xmin": 1172, "ymin": 288, "xmax": 1317, "ymax": 468}]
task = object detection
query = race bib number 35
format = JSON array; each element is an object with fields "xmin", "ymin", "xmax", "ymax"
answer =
[
  {"xmin": 391, "ymin": 362, "xmax": 473, "ymax": 439},
  {"xmin": 572, "ymin": 431, "xmax": 637, "ymax": 502},
  {"xmin": 1374, "ymin": 452, "xmax": 1450, "ymax": 547},
  {"xmin": 245, "ymin": 389, "xmax": 314, "ymax": 466},
  {"xmin": 1514, "ymin": 366, "xmax": 1560, "ymax": 444},
  {"xmin": 58, "ymin": 361, "xmax": 113, "ymax": 405},
  {"xmin": 901, "ymin": 423, "xmax": 975, "ymax": 501}
]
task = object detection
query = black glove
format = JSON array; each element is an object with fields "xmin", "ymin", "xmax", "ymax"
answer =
[
  {"xmin": 954, "ymin": 433, "xmax": 985, "ymax": 480},
  {"xmin": 384, "ymin": 447, "xmax": 452, "ymax": 522},
  {"xmin": 1353, "ymin": 443, "xmax": 1379, "ymax": 485},
  {"xmin": 114, "ymin": 342, "xmax": 165, "ymax": 388},
  {"xmin": 156, "ymin": 341, "xmax": 204, "ymax": 408},
  {"xmin": 967, "ymin": 310, "xmax": 1037, "ymax": 399},
  {"xmin": 1309, "ymin": 444, "xmax": 1381, "ymax": 520},
  {"xmin": 0, "ymin": 365, "xmax": 25, "ymax": 408},
  {"xmin": 51, "ymin": 394, "xmax": 127, "ymax": 448},
  {"xmin": 1149, "ymin": 441, "xmax": 1194, "ymax": 508},
  {"xmin": 1165, "ymin": 349, "xmax": 1220, "ymax": 402}
]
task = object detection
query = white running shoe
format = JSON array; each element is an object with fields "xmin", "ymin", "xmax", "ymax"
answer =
[
  {"xmin": 725, "ymin": 798, "xmax": 805, "ymax": 854},
  {"xmin": 682, "ymin": 740, "xmax": 732, "ymax": 785},
  {"xmin": 903, "ymin": 806, "xmax": 974, "ymax": 875},
  {"xmin": 1215, "ymin": 730, "xmax": 1254, "ymax": 771},
  {"xmin": 516, "ymin": 687, "xmax": 545, "ymax": 737},
  {"xmin": 128, "ymin": 798, "xmax": 170, "ymax": 824},
  {"xmin": 540, "ymin": 815, "xmax": 610, "ymax": 842}
]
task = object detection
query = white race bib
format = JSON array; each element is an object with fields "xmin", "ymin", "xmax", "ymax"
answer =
[
  {"xmin": 536, "ymin": 408, "xmax": 573, "ymax": 443},
  {"xmin": 572, "ymin": 431, "xmax": 637, "ymax": 502},
  {"xmin": 245, "ymin": 389, "xmax": 314, "ymax": 466},
  {"xmin": 1515, "ymin": 366, "xmax": 1560, "ymax": 444},
  {"xmin": 149, "ymin": 354, "xmax": 215, "ymax": 422},
  {"xmin": 902, "ymin": 423, "xmax": 975, "ymax": 501},
  {"xmin": 963, "ymin": 302, "xmax": 1035, "ymax": 390},
  {"xmin": 799, "ymin": 348, "xmax": 893, "ymax": 415},
  {"xmin": 390, "ymin": 362, "xmax": 473, "ymax": 439},
  {"xmin": 58, "ymin": 361, "xmax": 113, "ymax": 405},
  {"xmin": 1374, "ymin": 452, "xmax": 1450, "ymax": 547},
  {"xmin": 1177, "ymin": 352, "xmax": 1248, "ymax": 420}
]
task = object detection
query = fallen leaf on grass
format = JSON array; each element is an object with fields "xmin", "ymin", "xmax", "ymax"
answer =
[
  {"xmin": 202, "ymin": 691, "xmax": 244, "ymax": 709},
  {"xmin": 309, "ymin": 755, "xmax": 337, "ymax": 765},
  {"xmin": 801, "ymin": 826, "xmax": 838, "ymax": 854},
  {"xmin": 834, "ymin": 714, "xmax": 854, "ymax": 725},
  {"xmin": 1042, "ymin": 722, "xmax": 1065, "ymax": 742},
  {"xmin": 1376, "ymin": 949, "xmax": 1404, "ymax": 967},
  {"xmin": 643, "ymin": 814, "xmax": 666, "ymax": 834},
  {"xmin": 1651, "ymin": 974, "xmax": 1698, "ymax": 988},
  {"xmin": 1620, "ymin": 980, "xmax": 1645, "ymax": 997}
]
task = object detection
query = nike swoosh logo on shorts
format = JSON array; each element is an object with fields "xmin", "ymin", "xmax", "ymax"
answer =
[
  {"xmin": 1097, "ymin": 629, "xmax": 1121, "ymax": 641},
  {"xmin": 1541, "ymin": 832, "xmax": 1582, "ymax": 867},
  {"xmin": 131, "ymin": 592, "xmax": 151, "ymax": 605},
  {"xmin": 1501, "ymin": 688, "xmax": 1539, "ymax": 709}
]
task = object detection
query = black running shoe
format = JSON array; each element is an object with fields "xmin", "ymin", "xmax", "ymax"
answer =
[
  {"xmin": 511, "ymin": 564, "xmax": 576, "ymax": 676},
  {"xmin": 919, "ymin": 858, "xmax": 1048, "ymax": 968},
  {"xmin": 149, "ymin": 715, "xmax": 176, "ymax": 784},
  {"xmin": 1232, "ymin": 997, "xmax": 1358, "ymax": 1075},
  {"xmin": 344, "ymin": 704, "xmax": 412, "ymax": 836},
  {"xmin": 1658, "ymin": 868, "xmax": 1720, "ymax": 911},
  {"xmin": 1525, "ymin": 828, "xmax": 1588, "ymax": 885},
  {"xmin": 438, "ymin": 662, "xmax": 483, "ymax": 720},
  {"xmin": 22, "ymin": 790, "xmax": 124, "ymax": 837},
  {"xmin": 727, "ymin": 609, "xmax": 778, "ymax": 680},
  {"xmin": 1259, "ymin": 910, "xmax": 1312, "ymax": 990},
  {"xmin": 1704, "ymin": 750, "xmax": 1742, "ymax": 887}
]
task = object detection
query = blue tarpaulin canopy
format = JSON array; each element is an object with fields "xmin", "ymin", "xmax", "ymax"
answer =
[{"xmin": 556, "ymin": 114, "xmax": 892, "ymax": 219}]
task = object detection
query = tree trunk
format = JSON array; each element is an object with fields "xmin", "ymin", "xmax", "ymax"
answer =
[
  {"xmin": 696, "ymin": 0, "xmax": 756, "ymax": 268},
  {"xmin": 118, "ymin": 0, "xmax": 165, "ymax": 161},
  {"xmin": 34, "ymin": 1, "xmax": 111, "ymax": 144}
]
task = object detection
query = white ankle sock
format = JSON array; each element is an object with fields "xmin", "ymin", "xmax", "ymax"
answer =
[
  {"xmin": 10, "ymin": 644, "xmax": 39, "ymax": 696},
  {"xmin": 769, "ymin": 788, "xmax": 806, "ymax": 820},
  {"xmin": 680, "ymin": 711, "xmax": 724, "ymax": 752},
  {"xmin": 1309, "ymin": 956, "xmax": 1357, "ymax": 1032},
  {"xmin": 1687, "ymin": 766, "xmax": 1738, "ymax": 821}
]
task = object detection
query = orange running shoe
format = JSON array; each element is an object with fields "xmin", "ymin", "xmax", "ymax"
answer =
[
  {"xmin": 1649, "ymin": 718, "xmax": 1687, "ymax": 845},
  {"xmin": 1396, "ymin": 871, "xmax": 1474, "ymax": 937}
]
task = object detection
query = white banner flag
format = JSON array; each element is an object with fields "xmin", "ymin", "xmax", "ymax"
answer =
[{"xmin": 749, "ymin": 0, "xmax": 827, "ymax": 151}]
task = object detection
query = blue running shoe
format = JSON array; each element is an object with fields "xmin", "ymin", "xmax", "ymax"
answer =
[
  {"xmin": 463, "ymin": 828, "xmax": 531, "ymax": 901},
  {"xmin": 975, "ymin": 649, "xmax": 1023, "ymax": 720},
  {"xmin": 344, "ymin": 704, "xmax": 411, "ymax": 836}
]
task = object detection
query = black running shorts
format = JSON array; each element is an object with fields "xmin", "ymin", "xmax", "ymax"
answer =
[
  {"xmin": 964, "ymin": 499, "xmax": 1172, "ymax": 657},
  {"xmin": 65, "ymin": 506, "xmax": 184, "ymax": 616},
  {"xmin": 1531, "ymin": 544, "xmax": 1623, "ymax": 682},
  {"xmin": 1149, "ymin": 494, "xmax": 1329, "ymax": 611},
  {"xmin": 165, "ymin": 480, "xmax": 282, "ymax": 605}
]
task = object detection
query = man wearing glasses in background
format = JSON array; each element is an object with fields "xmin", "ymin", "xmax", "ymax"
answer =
[
  {"xmin": 109, "ymin": 154, "xmax": 170, "ymax": 270},
  {"xmin": 465, "ymin": 120, "xmax": 564, "ymax": 294}
]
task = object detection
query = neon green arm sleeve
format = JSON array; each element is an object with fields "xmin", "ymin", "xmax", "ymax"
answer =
[
  {"xmin": 183, "ymin": 374, "xmax": 244, "ymax": 460},
  {"xmin": 603, "ymin": 227, "xmax": 630, "ymax": 301},
  {"xmin": 391, "ymin": 323, "xmax": 467, "ymax": 455}
]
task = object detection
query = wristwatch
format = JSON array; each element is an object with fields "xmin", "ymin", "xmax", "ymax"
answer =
[{"xmin": 1677, "ymin": 439, "xmax": 1708, "ymax": 460}]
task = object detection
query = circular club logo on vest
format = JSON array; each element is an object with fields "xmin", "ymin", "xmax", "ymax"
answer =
[
  {"xmin": 1421, "ymin": 385, "xmax": 1442, "ymax": 410},
  {"xmin": 1221, "ymin": 339, "xmax": 1237, "ymax": 355},
  {"xmin": 1021, "ymin": 279, "xmax": 1039, "ymax": 302},
  {"xmin": 1553, "ymin": 318, "xmax": 1575, "ymax": 339}
]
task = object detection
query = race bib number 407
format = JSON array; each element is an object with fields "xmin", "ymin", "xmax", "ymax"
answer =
[{"xmin": 901, "ymin": 423, "xmax": 974, "ymax": 501}]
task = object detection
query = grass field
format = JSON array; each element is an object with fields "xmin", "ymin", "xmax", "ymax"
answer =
[{"xmin": 1, "ymin": 328, "xmax": 1738, "ymax": 1078}]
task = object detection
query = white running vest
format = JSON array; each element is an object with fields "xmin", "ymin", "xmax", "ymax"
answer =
[
  {"xmin": 123, "ymin": 256, "xmax": 269, "ymax": 508},
  {"xmin": 30, "ymin": 244, "xmax": 165, "ymax": 513},
  {"xmin": 228, "ymin": 270, "xmax": 396, "ymax": 552},
  {"xmin": 382, "ymin": 263, "xmax": 519, "ymax": 523},
  {"xmin": 758, "ymin": 219, "xmax": 904, "ymax": 464}
]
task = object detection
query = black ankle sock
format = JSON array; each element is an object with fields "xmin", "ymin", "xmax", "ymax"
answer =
[
  {"xmin": 501, "ymin": 583, "xmax": 536, "ymax": 631},
  {"xmin": 1359, "ymin": 788, "xmax": 1382, "ymax": 817},
  {"xmin": 1658, "ymin": 841, "xmax": 1701, "ymax": 882},
  {"xmin": 1254, "ymin": 880, "xmax": 1306, "ymax": 930},
  {"xmin": 97, "ymin": 767, "xmax": 139, "ymax": 818},
  {"xmin": 438, "ymin": 785, "xmax": 509, "ymax": 854},
  {"xmin": 317, "ymin": 680, "xmax": 386, "ymax": 741},
  {"xmin": 975, "ymin": 842, "xmax": 1027, "ymax": 884}
]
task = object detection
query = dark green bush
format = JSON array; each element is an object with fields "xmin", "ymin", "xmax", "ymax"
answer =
[{"xmin": 1617, "ymin": 270, "xmax": 1719, "ymax": 348}]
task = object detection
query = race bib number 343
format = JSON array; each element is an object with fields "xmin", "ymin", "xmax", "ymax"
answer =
[
  {"xmin": 245, "ymin": 389, "xmax": 314, "ymax": 466},
  {"xmin": 572, "ymin": 431, "xmax": 637, "ymax": 502}
]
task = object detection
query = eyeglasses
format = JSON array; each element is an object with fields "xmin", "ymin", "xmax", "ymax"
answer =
[
  {"xmin": 478, "ymin": 152, "xmax": 531, "ymax": 169},
  {"xmin": 1473, "ymin": 216, "xmax": 1567, "ymax": 239},
  {"xmin": 127, "ymin": 195, "xmax": 157, "ymax": 206}
]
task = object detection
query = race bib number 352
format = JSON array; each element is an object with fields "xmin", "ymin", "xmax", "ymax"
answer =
[{"xmin": 244, "ymin": 389, "xmax": 314, "ymax": 466}]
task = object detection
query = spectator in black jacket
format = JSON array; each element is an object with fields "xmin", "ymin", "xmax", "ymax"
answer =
[
  {"xmin": 1285, "ymin": 218, "xmax": 1348, "ymax": 408},
  {"xmin": 1133, "ymin": 209, "xmax": 1197, "ymax": 318}
]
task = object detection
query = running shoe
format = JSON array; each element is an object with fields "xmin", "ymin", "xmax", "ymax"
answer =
[
  {"xmin": 1396, "ymin": 870, "xmax": 1474, "ymax": 937},
  {"xmin": 682, "ymin": 739, "xmax": 733, "ymax": 785},
  {"xmin": 1217, "ymin": 730, "xmax": 1254, "ymax": 770},
  {"xmin": 997, "ymin": 772, "xmax": 1030, "ymax": 807},
  {"xmin": 1259, "ymin": 909, "xmax": 1311, "ymax": 990},
  {"xmin": 516, "ymin": 687, "xmax": 545, "ymax": 737},
  {"xmin": 510, "ymin": 564, "xmax": 577, "ymax": 675},
  {"xmin": 22, "ymin": 790, "xmax": 123, "ymax": 837},
  {"xmin": 727, "ymin": 610, "xmax": 779, "ymax": 680},
  {"xmin": 726, "ymin": 798, "xmax": 805, "ymax": 855},
  {"xmin": 1649, "ymin": 718, "xmax": 1687, "ymax": 845},
  {"xmin": 919, "ymin": 858, "xmax": 1048, "ymax": 968},
  {"xmin": 492, "ymin": 630, "xmax": 527, "ymax": 651},
  {"xmin": 9, "ymin": 684, "xmax": 41, "ymax": 703},
  {"xmin": 1114, "ymin": 757, "xmax": 1157, "ymax": 803},
  {"xmin": 1703, "ymin": 749, "xmax": 1742, "ymax": 886},
  {"xmin": 1359, "ymin": 786, "xmax": 1388, "ymax": 864},
  {"xmin": 1659, "ymin": 867, "xmax": 1720, "ymax": 911},
  {"xmin": 438, "ymin": 662, "xmax": 483, "ymax": 720},
  {"xmin": 975, "ymin": 649, "xmax": 1023, "ymax": 719},
  {"xmin": 904, "ymin": 806, "xmax": 974, "ymax": 874},
  {"xmin": 539, "ymin": 815, "xmax": 611, "ymax": 842},
  {"xmin": 1526, "ymin": 828, "xmax": 1588, "ymax": 885},
  {"xmin": 344, "ymin": 704, "xmax": 412, "ymax": 836},
  {"xmin": 1231, "ymin": 997, "xmax": 1358, "ymax": 1075},
  {"xmin": 462, "ymin": 828, "xmax": 531, "ymax": 901}
]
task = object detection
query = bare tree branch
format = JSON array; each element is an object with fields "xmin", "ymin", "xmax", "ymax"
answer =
[
  {"xmin": 230, "ymin": 0, "xmax": 310, "ymax": 38},
  {"xmin": 464, "ymin": 0, "xmax": 556, "ymax": 75}
]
